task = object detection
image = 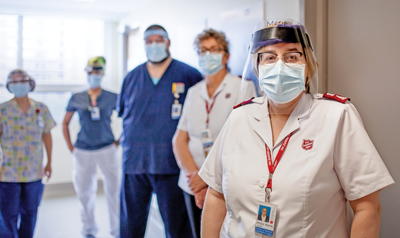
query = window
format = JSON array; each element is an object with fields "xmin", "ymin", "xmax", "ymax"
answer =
[
  {"xmin": 0, "ymin": 14, "xmax": 18, "ymax": 83},
  {"xmin": 0, "ymin": 14, "xmax": 104, "ymax": 86},
  {"xmin": 23, "ymin": 16, "xmax": 104, "ymax": 85}
]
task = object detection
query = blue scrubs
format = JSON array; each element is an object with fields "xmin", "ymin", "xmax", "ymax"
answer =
[
  {"xmin": 117, "ymin": 59, "xmax": 202, "ymax": 238},
  {"xmin": 66, "ymin": 90, "xmax": 117, "ymax": 150},
  {"xmin": 0, "ymin": 180, "xmax": 44, "ymax": 238}
]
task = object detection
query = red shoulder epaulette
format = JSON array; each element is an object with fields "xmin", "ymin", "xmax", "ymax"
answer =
[
  {"xmin": 233, "ymin": 97, "xmax": 255, "ymax": 109},
  {"xmin": 323, "ymin": 93, "xmax": 350, "ymax": 104}
]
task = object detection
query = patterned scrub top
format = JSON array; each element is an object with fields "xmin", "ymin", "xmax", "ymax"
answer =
[{"xmin": 0, "ymin": 99, "xmax": 56, "ymax": 182}]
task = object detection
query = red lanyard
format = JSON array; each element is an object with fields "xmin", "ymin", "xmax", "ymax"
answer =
[
  {"xmin": 265, "ymin": 132, "xmax": 293, "ymax": 190},
  {"xmin": 205, "ymin": 91, "xmax": 221, "ymax": 125}
]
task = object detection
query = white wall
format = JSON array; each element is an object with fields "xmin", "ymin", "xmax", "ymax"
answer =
[
  {"xmin": 326, "ymin": 1, "xmax": 400, "ymax": 236},
  {"xmin": 41, "ymin": 21, "xmax": 123, "ymax": 185}
]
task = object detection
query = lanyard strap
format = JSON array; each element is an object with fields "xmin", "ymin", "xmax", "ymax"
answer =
[
  {"xmin": 265, "ymin": 132, "xmax": 293, "ymax": 190},
  {"xmin": 205, "ymin": 91, "xmax": 221, "ymax": 125}
]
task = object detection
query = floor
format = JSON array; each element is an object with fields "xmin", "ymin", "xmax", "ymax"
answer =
[{"xmin": 34, "ymin": 194, "xmax": 166, "ymax": 238}]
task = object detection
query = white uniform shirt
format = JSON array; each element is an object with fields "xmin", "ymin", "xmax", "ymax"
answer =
[
  {"xmin": 199, "ymin": 93, "xmax": 394, "ymax": 238},
  {"xmin": 177, "ymin": 73, "xmax": 256, "ymax": 194}
]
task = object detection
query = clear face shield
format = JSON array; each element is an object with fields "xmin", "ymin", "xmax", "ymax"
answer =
[
  {"xmin": 240, "ymin": 19, "xmax": 319, "ymax": 110},
  {"xmin": 6, "ymin": 71, "xmax": 35, "ymax": 93}
]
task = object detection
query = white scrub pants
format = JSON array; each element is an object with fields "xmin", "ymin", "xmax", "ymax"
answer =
[{"xmin": 72, "ymin": 144, "xmax": 121, "ymax": 237}]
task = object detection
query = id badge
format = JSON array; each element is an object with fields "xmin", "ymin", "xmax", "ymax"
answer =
[
  {"xmin": 37, "ymin": 116, "xmax": 45, "ymax": 129},
  {"xmin": 91, "ymin": 107, "xmax": 101, "ymax": 121},
  {"xmin": 172, "ymin": 82, "xmax": 185, "ymax": 94},
  {"xmin": 201, "ymin": 128, "xmax": 213, "ymax": 157},
  {"xmin": 255, "ymin": 203, "xmax": 278, "ymax": 236},
  {"xmin": 171, "ymin": 103, "xmax": 182, "ymax": 120}
]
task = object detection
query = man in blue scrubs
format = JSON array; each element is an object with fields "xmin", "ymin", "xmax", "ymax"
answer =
[{"xmin": 117, "ymin": 25, "xmax": 203, "ymax": 238}]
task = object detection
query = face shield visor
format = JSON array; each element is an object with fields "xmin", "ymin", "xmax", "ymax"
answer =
[
  {"xmin": 240, "ymin": 20, "xmax": 319, "ymax": 108},
  {"xmin": 6, "ymin": 70, "xmax": 36, "ymax": 93},
  {"xmin": 84, "ymin": 56, "xmax": 106, "ymax": 75},
  {"xmin": 143, "ymin": 29, "xmax": 170, "ymax": 63}
]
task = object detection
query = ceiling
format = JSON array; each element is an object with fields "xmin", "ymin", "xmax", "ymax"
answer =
[{"xmin": 0, "ymin": 0, "xmax": 262, "ymax": 22}]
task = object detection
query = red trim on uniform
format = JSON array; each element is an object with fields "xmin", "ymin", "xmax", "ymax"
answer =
[
  {"xmin": 323, "ymin": 93, "xmax": 349, "ymax": 103},
  {"xmin": 233, "ymin": 97, "xmax": 255, "ymax": 109}
]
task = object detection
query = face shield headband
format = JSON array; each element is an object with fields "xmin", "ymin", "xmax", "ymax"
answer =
[
  {"xmin": 143, "ymin": 29, "xmax": 169, "ymax": 40},
  {"xmin": 250, "ymin": 26, "xmax": 313, "ymax": 54},
  {"xmin": 6, "ymin": 76, "xmax": 36, "ymax": 92}
]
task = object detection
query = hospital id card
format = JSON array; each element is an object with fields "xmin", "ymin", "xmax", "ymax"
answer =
[
  {"xmin": 201, "ymin": 128, "xmax": 213, "ymax": 157},
  {"xmin": 255, "ymin": 203, "xmax": 277, "ymax": 237},
  {"xmin": 91, "ymin": 107, "xmax": 101, "ymax": 121},
  {"xmin": 171, "ymin": 103, "xmax": 182, "ymax": 120},
  {"xmin": 37, "ymin": 116, "xmax": 45, "ymax": 129}
]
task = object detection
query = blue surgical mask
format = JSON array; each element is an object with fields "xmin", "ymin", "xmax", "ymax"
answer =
[
  {"xmin": 199, "ymin": 52, "xmax": 223, "ymax": 76},
  {"xmin": 9, "ymin": 82, "xmax": 30, "ymax": 98},
  {"xmin": 259, "ymin": 60, "xmax": 305, "ymax": 104},
  {"xmin": 145, "ymin": 42, "xmax": 168, "ymax": 63},
  {"xmin": 87, "ymin": 74, "xmax": 103, "ymax": 88}
]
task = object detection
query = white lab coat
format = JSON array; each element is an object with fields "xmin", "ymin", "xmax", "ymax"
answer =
[
  {"xmin": 199, "ymin": 93, "xmax": 394, "ymax": 238},
  {"xmin": 177, "ymin": 73, "xmax": 256, "ymax": 194}
]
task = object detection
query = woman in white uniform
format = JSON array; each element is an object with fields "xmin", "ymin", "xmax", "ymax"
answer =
[
  {"xmin": 199, "ymin": 20, "xmax": 394, "ymax": 237},
  {"xmin": 172, "ymin": 29, "xmax": 256, "ymax": 238},
  {"xmin": 62, "ymin": 57, "xmax": 120, "ymax": 238}
]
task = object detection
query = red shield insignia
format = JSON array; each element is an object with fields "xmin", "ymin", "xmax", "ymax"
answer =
[{"xmin": 302, "ymin": 139, "xmax": 314, "ymax": 150}]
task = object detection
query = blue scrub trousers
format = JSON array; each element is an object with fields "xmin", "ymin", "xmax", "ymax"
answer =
[
  {"xmin": 120, "ymin": 174, "xmax": 192, "ymax": 238},
  {"xmin": 0, "ymin": 180, "xmax": 44, "ymax": 238}
]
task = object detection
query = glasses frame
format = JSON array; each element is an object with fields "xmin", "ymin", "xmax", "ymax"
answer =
[
  {"xmin": 197, "ymin": 47, "xmax": 225, "ymax": 55},
  {"xmin": 257, "ymin": 51, "xmax": 304, "ymax": 65}
]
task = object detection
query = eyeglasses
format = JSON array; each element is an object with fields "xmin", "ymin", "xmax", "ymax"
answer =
[
  {"xmin": 197, "ymin": 47, "xmax": 224, "ymax": 55},
  {"xmin": 8, "ymin": 80, "xmax": 30, "ymax": 84},
  {"xmin": 258, "ymin": 52, "xmax": 304, "ymax": 65},
  {"xmin": 145, "ymin": 37, "xmax": 167, "ymax": 45}
]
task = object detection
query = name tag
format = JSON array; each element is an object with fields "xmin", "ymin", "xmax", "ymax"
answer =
[
  {"xmin": 91, "ymin": 107, "xmax": 101, "ymax": 121},
  {"xmin": 255, "ymin": 203, "xmax": 277, "ymax": 236},
  {"xmin": 171, "ymin": 103, "xmax": 182, "ymax": 120},
  {"xmin": 201, "ymin": 128, "xmax": 213, "ymax": 158},
  {"xmin": 37, "ymin": 116, "xmax": 45, "ymax": 129},
  {"xmin": 172, "ymin": 82, "xmax": 185, "ymax": 94}
]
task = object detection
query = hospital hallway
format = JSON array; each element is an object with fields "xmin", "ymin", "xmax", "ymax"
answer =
[{"xmin": 34, "ymin": 193, "xmax": 165, "ymax": 238}]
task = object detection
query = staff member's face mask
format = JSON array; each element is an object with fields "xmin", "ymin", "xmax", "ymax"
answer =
[
  {"xmin": 259, "ymin": 60, "xmax": 305, "ymax": 104},
  {"xmin": 199, "ymin": 52, "xmax": 224, "ymax": 76},
  {"xmin": 87, "ymin": 74, "xmax": 103, "ymax": 88},
  {"xmin": 9, "ymin": 82, "xmax": 31, "ymax": 98},
  {"xmin": 145, "ymin": 42, "xmax": 168, "ymax": 63}
]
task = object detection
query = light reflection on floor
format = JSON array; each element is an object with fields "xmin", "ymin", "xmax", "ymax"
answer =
[{"xmin": 34, "ymin": 194, "xmax": 166, "ymax": 238}]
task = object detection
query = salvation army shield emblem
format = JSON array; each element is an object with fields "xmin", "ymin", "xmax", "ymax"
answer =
[{"xmin": 302, "ymin": 139, "xmax": 314, "ymax": 150}]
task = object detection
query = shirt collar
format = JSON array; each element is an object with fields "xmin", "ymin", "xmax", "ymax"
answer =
[
  {"xmin": 200, "ymin": 73, "xmax": 230, "ymax": 101},
  {"xmin": 252, "ymin": 93, "xmax": 313, "ymax": 149}
]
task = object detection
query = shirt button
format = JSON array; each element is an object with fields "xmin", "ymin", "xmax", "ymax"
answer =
[{"xmin": 258, "ymin": 181, "xmax": 265, "ymax": 188}]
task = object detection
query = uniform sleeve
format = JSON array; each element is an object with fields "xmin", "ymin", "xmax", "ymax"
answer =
[
  {"xmin": 117, "ymin": 74, "xmax": 129, "ymax": 117},
  {"xmin": 112, "ymin": 93, "xmax": 118, "ymax": 110},
  {"xmin": 240, "ymin": 80, "xmax": 257, "ymax": 104},
  {"xmin": 0, "ymin": 147, "xmax": 2, "ymax": 169},
  {"xmin": 199, "ymin": 111, "xmax": 235, "ymax": 194},
  {"xmin": 0, "ymin": 107, "xmax": 3, "ymax": 134},
  {"xmin": 41, "ymin": 104, "xmax": 57, "ymax": 134},
  {"xmin": 66, "ymin": 95, "xmax": 77, "ymax": 112},
  {"xmin": 177, "ymin": 89, "xmax": 192, "ymax": 132},
  {"xmin": 190, "ymin": 68, "xmax": 203, "ymax": 87},
  {"xmin": 334, "ymin": 103, "xmax": 394, "ymax": 201}
]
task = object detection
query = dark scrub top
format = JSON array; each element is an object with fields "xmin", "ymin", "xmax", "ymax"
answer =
[
  {"xmin": 117, "ymin": 59, "xmax": 203, "ymax": 174},
  {"xmin": 66, "ymin": 90, "xmax": 117, "ymax": 150}
]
